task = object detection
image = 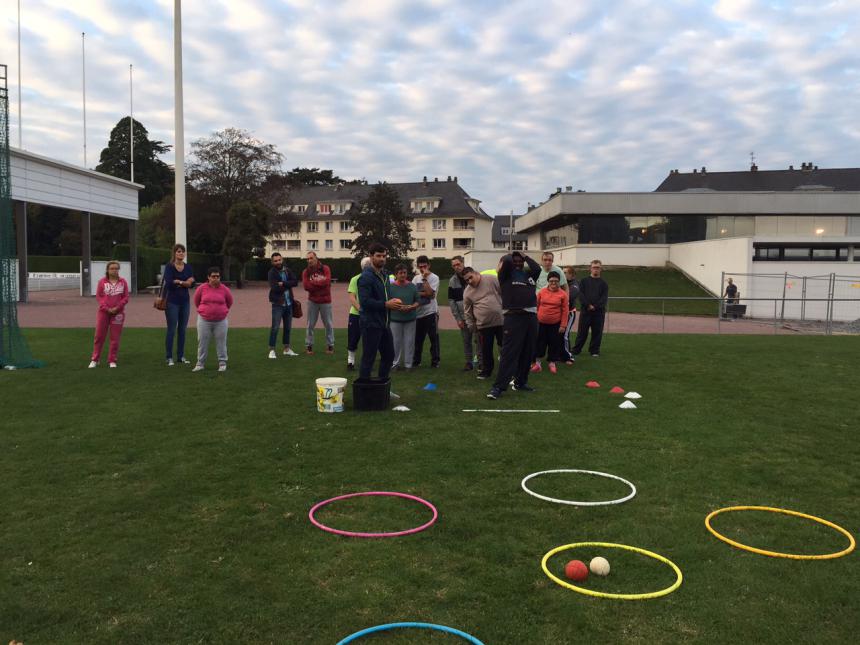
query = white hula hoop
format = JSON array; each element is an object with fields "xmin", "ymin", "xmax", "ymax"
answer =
[{"xmin": 521, "ymin": 469, "xmax": 637, "ymax": 506}]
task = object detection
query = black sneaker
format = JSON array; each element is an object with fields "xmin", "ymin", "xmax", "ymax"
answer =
[
  {"xmin": 486, "ymin": 387, "xmax": 501, "ymax": 400},
  {"xmin": 476, "ymin": 373, "xmax": 490, "ymax": 380},
  {"xmin": 512, "ymin": 383, "xmax": 536, "ymax": 392}
]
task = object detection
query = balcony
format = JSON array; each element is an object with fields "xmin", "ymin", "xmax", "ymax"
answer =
[{"xmin": 453, "ymin": 238, "xmax": 474, "ymax": 250}]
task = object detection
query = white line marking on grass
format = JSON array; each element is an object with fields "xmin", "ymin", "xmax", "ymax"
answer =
[{"xmin": 462, "ymin": 409, "xmax": 561, "ymax": 413}]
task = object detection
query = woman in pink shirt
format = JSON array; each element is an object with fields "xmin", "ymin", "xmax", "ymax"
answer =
[
  {"xmin": 193, "ymin": 267, "xmax": 234, "ymax": 372},
  {"xmin": 88, "ymin": 261, "xmax": 130, "ymax": 368}
]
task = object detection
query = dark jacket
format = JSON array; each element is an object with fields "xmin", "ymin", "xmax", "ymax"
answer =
[
  {"xmin": 497, "ymin": 254, "xmax": 541, "ymax": 311},
  {"xmin": 268, "ymin": 266, "xmax": 298, "ymax": 305},
  {"xmin": 578, "ymin": 276, "xmax": 609, "ymax": 311},
  {"xmin": 357, "ymin": 266, "xmax": 390, "ymax": 329}
]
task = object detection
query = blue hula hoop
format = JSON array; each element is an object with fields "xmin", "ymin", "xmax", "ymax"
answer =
[{"xmin": 337, "ymin": 621, "xmax": 485, "ymax": 644}]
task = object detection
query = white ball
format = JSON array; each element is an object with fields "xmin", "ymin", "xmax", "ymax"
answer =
[{"xmin": 589, "ymin": 556, "xmax": 610, "ymax": 576}]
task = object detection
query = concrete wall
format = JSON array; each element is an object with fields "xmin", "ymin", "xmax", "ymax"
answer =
[{"xmin": 668, "ymin": 237, "xmax": 752, "ymax": 296}]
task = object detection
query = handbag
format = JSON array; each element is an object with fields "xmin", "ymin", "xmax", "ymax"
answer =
[
  {"xmin": 153, "ymin": 273, "xmax": 167, "ymax": 311},
  {"xmin": 292, "ymin": 300, "xmax": 303, "ymax": 319}
]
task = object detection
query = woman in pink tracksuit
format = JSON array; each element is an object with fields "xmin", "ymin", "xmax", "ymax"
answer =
[{"xmin": 88, "ymin": 261, "xmax": 130, "ymax": 368}]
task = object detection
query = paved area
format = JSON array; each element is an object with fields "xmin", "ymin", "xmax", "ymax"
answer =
[{"xmin": 18, "ymin": 284, "xmax": 801, "ymax": 335}]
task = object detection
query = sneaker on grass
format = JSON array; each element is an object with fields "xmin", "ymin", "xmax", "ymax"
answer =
[
  {"xmin": 109, "ymin": 362, "xmax": 117, "ymax": 368},
  {"xmin": 167, "ymin": 358, "xmax": 175, "ymax": 367},
  {"xmin": 268, "ymin": 350, "xmax": 277, "ymax": 359},
  {"xmin": 88, "ymin": 360, "xmax": 98, "ymax": 369},
  {"xmin": 284, "ymin": 348, "xmax": 298, "ymax": 356},
  {"xmin": 192, "ymin": 364, "xmax": 204, "ymax": 372},
  {"xmin": 486, "ymin": 387, "xmax": 502, "ymax": 400},
  {"xmin": 218, "ymin": 363, "xmax": 227, "ymax": 372},
  {"xmin": 512, "ymin": 383, "xmax": 535, "ymax": 392}
]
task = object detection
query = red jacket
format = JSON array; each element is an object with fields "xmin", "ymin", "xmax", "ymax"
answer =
[{"xmin": 302, "ymin": 263, "xmax": 332, "ymax": 304}]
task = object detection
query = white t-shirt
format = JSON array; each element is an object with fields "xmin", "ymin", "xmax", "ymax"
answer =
[{"xmin": 413, "ymin": 272, "xmax": 440, "ymax": 318}]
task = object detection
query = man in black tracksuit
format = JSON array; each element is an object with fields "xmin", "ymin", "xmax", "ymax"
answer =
[
  {"xmin": 571, "ymin": 259, "xmax": 609, "ymax": 357},
  {"xmin": 357, "ymin": 243, "xmax": 400, "ymax": 379},
  {"xmin": 487, "ymin": 252, "xmax": 541, "ymax": 400}
]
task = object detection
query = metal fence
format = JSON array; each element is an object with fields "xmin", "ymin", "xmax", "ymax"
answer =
[{"xmin": 604, "ymin": 296, "xmax": 860, "ymax": 335}]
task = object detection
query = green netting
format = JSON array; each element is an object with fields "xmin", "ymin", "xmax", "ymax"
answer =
[{"xmin": 0, "ymin": 64, "xmax": 42, "ymax": 369}]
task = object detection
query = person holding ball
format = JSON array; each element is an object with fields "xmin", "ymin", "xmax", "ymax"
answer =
[{"xmin": 357, "ymin": 242, "xmax": 402, "ymax": 379}]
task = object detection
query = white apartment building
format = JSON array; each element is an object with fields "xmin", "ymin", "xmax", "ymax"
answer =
[{"xmin": 265, "ymin": 177, "xmax": 494, "ymax": 259}]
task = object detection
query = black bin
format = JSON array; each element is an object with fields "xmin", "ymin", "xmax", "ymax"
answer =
[{"xmin": 352, "ymin": 377, "xmax": 391, "ymax": 411}]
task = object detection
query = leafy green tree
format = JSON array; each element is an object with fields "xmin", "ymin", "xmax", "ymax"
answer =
[
  {"xmin": 350, "ymin": 182, "xmax": 412, "ymax": 258},
  {"xmin": 222, "ymin": 201, "xmax": 272, "ymax": 286},
  {"xmin": 95, "ymin": 117, "xmax": 173, "ymax": 208},
  {"xmin": 284, "ymin": 167, "xmax": 343, "ymax": 186}
]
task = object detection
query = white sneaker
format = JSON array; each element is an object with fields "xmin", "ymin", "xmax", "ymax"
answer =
[
  {"xmin": 109, "ymin": 362, "xmax": 117, "ymax": 368},
  {"xmin": 179, "ymin": 357, "xmax": 191, "ymax": 364},
  {"xmin": 284, "ymin": 348, "xmax": 298, "ymax": 356},
  {"xmin": 192, "ymin": 365, "xmax": 204, "ymax": 372},
  {"xmin": 88, "ymin": 360, "xmax": 98, "ymax": 369},
  {"xmin": 167, "ymin": 358, "xmax": 175, "ymax": 366},
  {"xmin": 268, "ymin": 350, "xmax": 277, "ymax": 359},
  {"xmin": 218, "ymin": 363, "xmax": 227, "ymax": 372}
]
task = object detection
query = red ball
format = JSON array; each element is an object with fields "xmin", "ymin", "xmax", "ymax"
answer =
[{"xmin": 564, "ymin": 559, "xmax": 589, "ymax": 582}]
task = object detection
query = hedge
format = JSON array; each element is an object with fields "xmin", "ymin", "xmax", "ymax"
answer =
[{"xmin": 112, "ymin": 244, "xmax": 222, "ymax": 290}]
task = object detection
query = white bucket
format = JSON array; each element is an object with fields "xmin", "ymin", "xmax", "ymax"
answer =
[{"xmin": 316, "ymin": 377, "xmax": 348, "ymax": 413}]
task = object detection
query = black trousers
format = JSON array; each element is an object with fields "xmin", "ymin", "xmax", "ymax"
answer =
[
  {"xmin": 493, "ymin": 313, "xmax": 538, "ymax": 391},
  {"xmin": 572, "ymin": 309, "xmax": 605, "ymax": 355},
  {"xmin": 359, "ymin": 326, "xmax": 395, "ymax": 379},
  {"xmin": 413, "ymin": 313, "xmax": 440, "ymax": 366},
  {"xmin": 535, "ymin": 322, "xmax": 564, "ymax": 362},
  {"xmin": 477, "ymin": 325, "xmax": 503, "ymax": 377},
  {"xmin": 347, "ymin": 313, "xmax": 362, "ymax": 352}
]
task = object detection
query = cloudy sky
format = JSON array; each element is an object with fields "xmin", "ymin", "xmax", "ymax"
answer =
[{"xmin": 2, "ymin": 0, "xmax": 859, "ymax": 215}]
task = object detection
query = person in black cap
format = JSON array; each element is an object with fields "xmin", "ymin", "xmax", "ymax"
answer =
[{"xmin": 487, "ymin": 251, "xmax": 541, "ymax": 400}]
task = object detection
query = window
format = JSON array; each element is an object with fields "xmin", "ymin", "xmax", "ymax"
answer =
[
  {"xmin": 285, "ymin": 223, "xmax": 300, "ymax": 234},
  {"xmin": 294, "ymin": 204, "xmax": 307, "ymax": 213},
  {"xmin": 512, "ymin": 241, "xmax": 527, "ymax": 251},
  {"xmin": 414, "ymin": 238, "xmax": 426, "ymax": 249},
  {"xmin": 324, "ymin": 221, "xmax": 333, "ymax": 232},
  {"xmin": 501, "ymin": 227, "xmax": 513, "ymax": 236},
  {"xmin": 812, "ymin": 248, "xmax": 837, "ymax": 260},
  {"xmin": 410, "ymin": 199, "xmax": 439, "ymax": 213},
  {"xmin": 415, "ymin": 220, "xmax": 426, "ymax": 231},
  {"xmin": 453, "ymin": 238, "xmax": 473, "ymax": 249},
  {"xmin": 784, "ymin": 247, "xmax": 811, "ymax": 260},
  {"xmin": 432, "ymin": 219, "xmax": 446, "ymax": 231},
  {"xmin": 335, "ymin": 203, "xmax": 346, "ymax": 214},
  {"xmin": 287, "ymin": 240, "xmax": 301, "ymax": 251},
  {"xmin": 453, "ymin": 219, "xmax": 474, "ymax": 231},
  {"xmin": 306, "ymin": 222, "xmax": 318, "ymax": 233},
  {"xmin": 325, "ymin": 240, "xmax": 333, "ymax": 251},
  {"xmin": 271, "ymin": 240, "xmax": 286, "ymax": 250},
  {"xmin": 433, "ymin": 238, "xmax": 446, "ymax": 249},
  {"xmin": 307, "ymin": 240, "xmax": 318, "ymax": 250},
  {"xmin": 340, "ymin": 239, "xmax": 352, "ymax": 250},
  {"xmin": 753, "ymin": 244, "xmax": 848, "ymax": 262},
  {"xmin": 317, "ymin": 204, "xmax": 332, "ymax": 214},
  {"xmin": 340, "ymin": 221, "xmax": 352, "ymax": 232}
]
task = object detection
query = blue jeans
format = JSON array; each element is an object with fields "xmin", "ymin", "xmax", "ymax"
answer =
[
  {"xmin": 269, "ymin": 303, "xmax": 293, "ymax": 348},
  {"xmin": 165, "ymin": 300, "xmax": 191, "ymax": 360}
]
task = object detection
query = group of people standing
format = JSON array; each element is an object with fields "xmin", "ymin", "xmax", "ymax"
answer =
[{"xmin": 87, "ymin": 243, "xmax": 609, "ymax": 396}]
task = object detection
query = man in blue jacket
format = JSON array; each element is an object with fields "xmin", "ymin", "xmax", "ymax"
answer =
[
  {"xmin": 267, "ymin": 252, "xmax": 299, "ymax": 359},
  {"xmin": 487, "ymin": 251, "xmax": 542, "ymax": 400},
  {"xmin": 357, "ymin": 242, "xmax": 402, "ymax": 379}
]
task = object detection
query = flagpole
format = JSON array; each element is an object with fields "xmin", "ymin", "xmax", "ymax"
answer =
[
  {"xmin": 129, "ymin": 64, "xmax": 134, "ymax": 183},
  {"xmin": 174, "ymin": 0, "xmax": 187, "ymax": 246},
  {"xmin": 17, "ymin": 0, "xmax": 22, "ymax": 148},
  {"xmin": 81, "ymin": 32, "xmax": 87, "ymax": 167}
]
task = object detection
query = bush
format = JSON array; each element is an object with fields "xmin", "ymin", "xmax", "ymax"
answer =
[{"xmin": 27, "ymin": 256, "xmax": 85, "ymax": 273}]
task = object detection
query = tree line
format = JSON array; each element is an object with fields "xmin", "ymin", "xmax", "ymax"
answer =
[{"xmin": 28, "ymin": 117, "xmax": 413, "ymax": 283}]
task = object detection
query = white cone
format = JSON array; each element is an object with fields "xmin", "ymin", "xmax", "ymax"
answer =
[
  {"xmin": 624, "ymin": 392, "xmax": 642, "ymax": 399},
  {"xmin": 619, "ymin": 400, "xmax": 637, "ymax": 409}
]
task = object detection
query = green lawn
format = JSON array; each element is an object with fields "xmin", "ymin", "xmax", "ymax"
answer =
[{"xmin": 2, "ymin": 329, "xmax": 858, "ymax": 644}]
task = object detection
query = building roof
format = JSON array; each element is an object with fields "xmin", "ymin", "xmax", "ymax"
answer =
[
  {"xmin": 492, "ymin": 214, "xmax": 529, "ymax": 242},
  {"xmin": 282, "ymin": 178, "xmax": 492, "ymax": 220},
  {"xmin": 655, "ymin": 164, "xmax": 860, "ymax": 192}
]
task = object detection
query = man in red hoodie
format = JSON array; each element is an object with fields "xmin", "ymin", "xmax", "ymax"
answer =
[{"xmin": 302, "ymin": 251, "xmax": 334, "ymax": 354}]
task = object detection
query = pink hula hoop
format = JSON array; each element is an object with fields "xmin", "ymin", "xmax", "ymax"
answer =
[{"xmin": 308, "ymin": 491, "xmax": 439, "ymax": 538}]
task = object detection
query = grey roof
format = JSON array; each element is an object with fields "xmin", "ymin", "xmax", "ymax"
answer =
[
  {"xmin": 491, "ymin": 214, "xmax": 529, "ymax": 242},
  {"xmin": 655, "ymin": 165, "xmax": 860, "ymax": 192},
  {"xmin": 283, "ymin": 179, "xmax": 492, "ymax": 220}
]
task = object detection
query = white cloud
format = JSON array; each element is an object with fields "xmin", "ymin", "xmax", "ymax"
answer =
[{"xmin": 1, "ymin": 0, "xmax": 858, "ymax": 215}]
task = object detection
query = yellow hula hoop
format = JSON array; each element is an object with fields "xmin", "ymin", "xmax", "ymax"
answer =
[
  {"xmin": 705, "ymin": 505, "xmax": 856, "ymax": 560},
  {"xmin": 540, "ymin": 542, "xmax": 683, "ymax": 600}
]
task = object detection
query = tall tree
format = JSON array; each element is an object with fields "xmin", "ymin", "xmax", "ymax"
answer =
[
  {"xmin": 188, "ymin": 128, "xmax": 283, "ymax": 276},
  {"xmin": 95, "ymin": 117, "xmax": 173, "ymax": 208},
  {"xmin": 350, "ymin": 183, "xmax": 412, "ymax": 258},
  {"xmin": 284, "ymin": 167, "xmax": 343, "ymax": 186},
  {"xmin": 222, "ymin": 201, "xmax": 272, "ymax": 286}
]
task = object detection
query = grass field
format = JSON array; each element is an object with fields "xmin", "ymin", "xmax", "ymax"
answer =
[{"xmin": 2, "ymin": 329, "xmax": 858, "ymax": 644}]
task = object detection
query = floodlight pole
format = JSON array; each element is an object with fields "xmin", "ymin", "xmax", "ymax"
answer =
[
  {"xmin": 129, "ymin": 64, "xmax": 134, "ymax": 183},
  {"xmin": 173, "ymin": 0, "xmax": 187, "ymax": 246},
  {"xmin": 509, "ymin": 209, "xmax": 513, "ymax": 250}
]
